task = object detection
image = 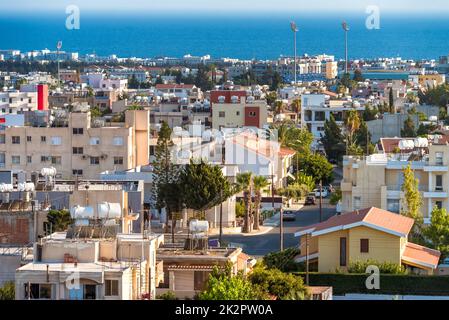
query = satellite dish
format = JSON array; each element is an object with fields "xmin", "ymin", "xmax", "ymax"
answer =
[
  {"xmin": 290, "ymin": 21, "xmax": 298, "ymax": 32},
  {"xmin": 342, "ymin": 21, "xmax": 350, "ymax": 31}
]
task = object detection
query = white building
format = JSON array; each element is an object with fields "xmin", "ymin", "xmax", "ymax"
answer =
[{"xmin": 0, "ymin": 91, "xmax": 37, "ymax": 114}]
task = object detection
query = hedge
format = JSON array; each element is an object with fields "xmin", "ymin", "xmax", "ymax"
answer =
[{"xmin": 294, "ymin": 272, "xmax": 449, "ymax": 296}]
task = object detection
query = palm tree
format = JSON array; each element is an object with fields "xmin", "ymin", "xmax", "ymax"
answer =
[
  {"xmin": 236, "ymin": 172, "xmax": 253, "ymax": 233},
  {"xmin": 291, "ymin": 99, "xmax": 301, "ymax": 124},
  {"xmin": 252, "ymin": 176, "xmax": 270, "ymax": 230},
  {"xmin": 274, "ymin": 100, "xmax": 285, "ymax": 116},
  {"xmin": 345, "ymin": 110, "xmax": 361, "ymax": 151}
]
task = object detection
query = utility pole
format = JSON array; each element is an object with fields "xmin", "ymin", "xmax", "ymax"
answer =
[
  {"xmin": 319, "ymin": 180, "xmax": 323, "ymax": 222},
  {"xmin": 342, "ymin": 22, "xmax": 350, "ymax": 75},
  {"xmin": 290, "ymin": 22, "xmax": 299, "ymax": 85},
  {"xmin": 219, "ymin": 189, "xmax": 223, "ymax": 246},
  {"xmin": 57, "ymin": 41, "xmax": 62, "ymax": 88},
  {"xmin": 271, "ymin": 174, "xmax": 275, "ymax": 209},
  {"xmin": 305, "ymin": 233, "xmax": 309, "ymax": 285},
  {"xmin": 280, "ymin": 206, "xmax": 284, "ymax": 251}
]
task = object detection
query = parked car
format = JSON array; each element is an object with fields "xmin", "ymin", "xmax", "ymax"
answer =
[
  {"xmin": 282, "ymin": 210, "xmax": 296, "ymax": 221},
  {"xmin": 305, "ymin": 194, "xmax": 316, "ymax": 205},
  {"xmin": 314, "ymin": 188, "xmax": 329, "ymax": 198}
]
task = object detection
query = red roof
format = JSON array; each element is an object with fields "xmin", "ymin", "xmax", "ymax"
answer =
[
  {"xmin": 295, "ymin": 207, "xmax": 414, "ymax": 237},
  {"xmin": 402, "ymin": 242, "xmax": 441, "ymax": 269},
  {"xmin": 380, "ymin": 138, "xmax": 403, "ymax": 153}
]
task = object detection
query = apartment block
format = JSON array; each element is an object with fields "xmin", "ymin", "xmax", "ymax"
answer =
[
  {"xmin": 212, "ymin": 97, "xmax": 268, "ymax": 129},
  {"xmin": 341, "ymin": 137, "xmax": 449, "ymax": 223},
  {"xmin": 0, "ymin": 109, "xmax": 150, "ymax": 180}
]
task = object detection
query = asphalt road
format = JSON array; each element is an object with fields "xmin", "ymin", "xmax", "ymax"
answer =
[{"xmin": 220, "ymin": 202, "xmax": 336, "ymax": 257}]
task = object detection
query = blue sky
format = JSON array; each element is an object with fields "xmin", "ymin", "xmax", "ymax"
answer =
[{"xmin": 2, "ymin": 0, "xmax": 449, "ymax": 14}]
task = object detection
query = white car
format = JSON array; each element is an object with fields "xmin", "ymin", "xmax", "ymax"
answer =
[{"xmin": 314, "ymin": 189, "xmax": 328, "ymax": 198}]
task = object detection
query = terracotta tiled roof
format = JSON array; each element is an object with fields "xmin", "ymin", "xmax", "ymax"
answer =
[
  {"xmin": 380, "ymin": 138, "xmax": 403, "ymax": 153},
  {"xmin": 295, "ymin": 207, "xmax": 414, "ymax": 237},
  {"xmin": 167, "ymin": 265, "xmax": 224, "ymax": 271},
  {"xmin": 402, "ymin": 242, "xmax": 441, "ymax": 269}
]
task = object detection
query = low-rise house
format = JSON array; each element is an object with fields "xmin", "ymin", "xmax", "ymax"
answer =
[
  {"xmin": 295, "ymin": 207, "xmax": 441, "ymax": 275},
  {"xmin": 156, "ymin": 247, "xmax": 255, "ymax": 299},
  {"xmin": 15, "ymin": 229, "xmax": 164, "ymax": 300}
]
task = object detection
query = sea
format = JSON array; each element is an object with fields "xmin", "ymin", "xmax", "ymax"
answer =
[{"xmin": 1, "ymin": 11, "xmax": 449, "ymax": 61}]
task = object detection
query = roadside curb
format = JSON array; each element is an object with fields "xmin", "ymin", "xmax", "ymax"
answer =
[{"xmin": 240, "ymin": 226, "xmax": 274, "ymax": 237}]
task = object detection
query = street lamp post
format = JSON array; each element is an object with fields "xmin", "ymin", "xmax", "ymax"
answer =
[
  {"xmin": 342, "ymin": 22, "xmax": 350, "ymax": 75},
  {"xmin": 290, "ymin": 22, "xmax": 299, "ymax": 85}
]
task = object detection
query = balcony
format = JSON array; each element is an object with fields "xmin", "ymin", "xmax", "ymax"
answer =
[
  {"xmin": 424, "ymin": 163, "xmax": 448, "ymax": 172},
  {"xmin": 423, "ymin": 188, "xmax": 448, "ymax": 198}
]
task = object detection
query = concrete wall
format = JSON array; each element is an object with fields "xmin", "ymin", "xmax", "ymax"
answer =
[{"xmin": 367, "ymin": 114, "xmax": 419, "ymax": 143}]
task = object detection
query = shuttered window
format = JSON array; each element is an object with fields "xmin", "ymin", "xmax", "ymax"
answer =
[{"xmin": 360, "ymin": 239, "xmax": 369, "ymax": 253}]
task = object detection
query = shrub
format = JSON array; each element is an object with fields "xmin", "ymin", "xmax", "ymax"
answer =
[
  {"xmin": 263, "ymin": 248, "xmax": 305, "ymax": 272},
  {"xmin": 0, "ymin": 281, "xmax": 15, "ymax": 300},
  {"xmin": 235, "ymin": 200, "xmax": 245, "ymax": 218},
  {"xmin": 249, "ymin": 265, "xmax": 309, "ymax": 300},
  {"xmin": 347, "ymin": 260, "xmax": 407, "ymax": 275},
  {"xmin": 156, "ymin": 291, "xmax": 178, "ymax": 300}
]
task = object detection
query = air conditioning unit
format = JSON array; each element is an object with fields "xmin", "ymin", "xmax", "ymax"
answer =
[{"xmin": 81, "ymin": 155, "xmax": 88, "ymax": 160}]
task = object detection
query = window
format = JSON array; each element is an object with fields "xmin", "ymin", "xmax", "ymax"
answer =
[
  {"xmin": 218, "ymin": 111, "xmax": 225, "ymax": 118},
  {"xmin": 436, "ymin": 201, "xmax": 443, "ymax": 209},
  {"xmin": 387, "ymin": 199, "xmax": 400, "ymax": 213},
  {"xmin": 12, "ymin": 136, "xmax": 20, "ymax": 144},
  {"xmin": 90, "ymin": 137, "xmax": 100, "ymax": 145},
  {"xmin": 113, "ymin": 136, "xmax": 124, "ymax": 146},
  {"xmin": 236, "ymin": 111, "xmax": 240, "ymax": 116},
  {"xmin": 40, "ymin": 136, "xmax": 46, "ymax": 143},
  {"xmin": 41, "ymin": 156, "xmax": 48, "ymax": 163},
  {"xmin": 50, "ymin": 136, "xmax": 62, "ymax": 145},
  {"xmin": 0, "ymin": 135, "xmax": 5, "ymax": 144},
  {"xmin": 51, "ymin": 156, "xmax": 62, "ymax": 165},
  {"xmin": 72, "ymin": 169, "xmax": 83, "ymax": 176},
  {"xmin": 150, "ymin": 145, "xmax": 155, "ymax": 156},
  {"xmin": 248, "ymin": 111, "xmax": 257, "ymax": 117},
  {"xmin": 27, "ymin": 155, "xmax": 32, "ymax": 164},
  {"xmin": 340, "ymin": 237, "xmax": 347, "ymax": 267},
  {"xmin": 114, "ymin": 157, "xmax": 124, "ymax": 165},
  {"xmin": 105, "ymin": 280, "xmax": 119, "ymax": 296},
  {"xmin": 11, "ymin": 155, "xmax": 20, "ymax": 164},
  {"xmin": 73, "ymin": 128, "xmax": 84, "ymax": 135},
  {"xmin": 72, "ymin": 147, "xmax": 83, "ymax": 155},
  {"xmin": 436, "ymin": 175, "xmax": 443, "ymax": 191},
  {"xmin": 436, "ymin": 152, "xmax": 444, "ymax": 165},
  {"xmin": 27, "ymin": 136, "xmax": 32, "ymax": 142},
  {"xmin": 360, "ymin": 239, "xmax": 369, "ymax": 253},
  {"xmin": 24, "ymin": 283, "xmax": 52, "ymax": 299},
  {"xmin": 353, "ymin": 196, "xmax": 361, "ymax": 210},
  {"xmin": 317, "ymin": 126, "xmax": 325, "ymax": 132},
  {"xmin": 194, "ymin": 271, "xmax": 210, "ymax": 291},
  {"xmin": 84, "ymin": 285, "xmax": 96, "ymax": 300},
  {"xmin": 90, "ymin": 157, "xmax": 100, "ymax": 165}
]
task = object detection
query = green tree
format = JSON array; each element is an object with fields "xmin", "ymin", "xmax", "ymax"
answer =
[
  {"xmin": 321, "ymin": 115, "xmax": 346, "ymax": 162},
  {"xmin": 252, "ymin": 176, "xmax": 270, "ymax": 230},
  {"xmin": 249, "ymin": 264, "xmax": 309, "ymax": 300},
  {"xmin": 389, "ymin": 87, "xmax": 395, "ymax": 113},
  {"xmin": 198, "ymin": 266, "xmax": 255, "ymax": 300},
  {"xmin": 401, "ymin": 163, "xmax": 423, "ymax": 241},
  {"xmin": 295, "ymin": 173, "xmax": 315, "ymax": 191},
  {"xmin": 0, "ymin": 281, "xmax": 14, "ymax": 300},
  {"xmin": 263, "ymin": 248, "xmax": 304, "ymax": 272},
  {"xmin": 180, "ymin": 159, "xmax": 231, "ymax": 220},
  {"xmin": 152, "ymin": 122, "xmax": 182, "ymax": 236},
  {"xmin": 235, "ymin": 172, "xmax": 253, "ymax": 233},
  {"xmin": 353, "ymin": 69, "xmax": 364, "ymax": 82},
  {"xmin": 423, "ymin": 206, "xmax": 449, "ymax": 260},
  {"xmin": 46, "ymin": 210, "xmax": 73, "ymax": 232},
  {"xmin": 273, "ymin": 100, "xmax": 285, "ymax": 116},
  {"xmin": 296, "ymin": 152, "xmax": 334, "ymax": 185},
  {"xmin": 401, "ymin": 116, "xmax": 417, "ymax": 137},
  {"xmin": 235, "ymin": 200, "xmax": 245, "ymax": 218},
  {"xmin": 355, "ymin": 121, "xmax": 374, "ymax": 155},
  {"xmin": 278, "ymin": 183, "xmax": 310, "ymax": 202},
  {"xmin": 362, "ymin": 104, "xmax": 378, "ymax": 121},
  {"xmin": 265, "ymin": 92, "xmax": 277, "ymax": 106},
  {"xmin": 345, "ymin": 110, "xmax": 361, "ymax": 151},
  {"xmin": 329, "ymin": 189, "xmax": 342, "ymax": 205}
]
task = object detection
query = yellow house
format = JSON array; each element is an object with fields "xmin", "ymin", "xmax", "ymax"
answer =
[{"xmin": 295, "ymin": 207, "xmax": 440, "ymax": 274}]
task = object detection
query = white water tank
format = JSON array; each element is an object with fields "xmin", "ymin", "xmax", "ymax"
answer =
[
  {"xmin": 70, "ymin": 205, "xmax": 95, "ymax": 219},
  {"xmin": 17, "ymin": 182, "xmax": 35, "ymax": 192},
  {"xmin": 0, "ymin": 184, "xmax": 13, "ymax": 192},
  {"xmin": 41, "ymin": 167, "xmax": 57, "ymax": 177},
  {"xmin": 189, "ymin": 219, "xmax": 209, "ymax": 233},
  {"xmin": 97, "ymin": 202, "xmax": 122, "ymax": 219}
]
